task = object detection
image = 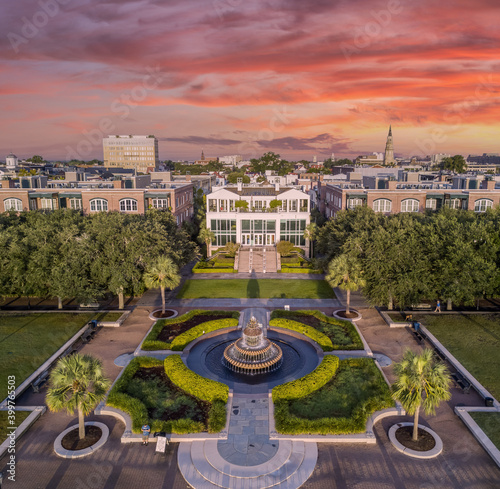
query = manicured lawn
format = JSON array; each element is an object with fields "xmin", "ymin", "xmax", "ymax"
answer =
[
  {"xmin": 0, "ymin": 312, "xmax": 107, "ymax": 400},
  {"xmin": 420, "ymin": 314, "xmax": 500, "ymax": 399},
  {"xmin": 0, "ymin": 410, "xmax": 30, "ymax": 441},
  {"xmin": 177, "ymin": 279, "xmax": 335, "ymax": 299},
  {"xmin": 470, "ymin": 412, "xmax": 500, "ymax": 450}
]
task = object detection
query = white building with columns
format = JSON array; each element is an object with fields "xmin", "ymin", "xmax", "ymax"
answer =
[{"xmin": 206, "ymin": 181, "xmax": 311, "ymax": 255}]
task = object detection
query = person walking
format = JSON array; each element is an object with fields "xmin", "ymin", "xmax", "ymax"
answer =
[
  {"xmin": 434, "ymin": 300, "xmax": 441, "ymax": 313},
  {"xmin": 142, "ymin": 424, "xmax": 151, "ymax": 446}
]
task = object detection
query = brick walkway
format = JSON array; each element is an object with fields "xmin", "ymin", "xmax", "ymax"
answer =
[{"xmin": 2, "ymin": 302, "xmax": 500, "ymax": 488}]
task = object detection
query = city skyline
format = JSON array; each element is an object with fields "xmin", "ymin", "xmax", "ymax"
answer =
[{"xmin": 1, "ymin": 0, "xmax": 499, "ymax": 161}]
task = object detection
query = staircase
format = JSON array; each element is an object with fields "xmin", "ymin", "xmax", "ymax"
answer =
[{"xmin": 238, "ymin": 247, "xmax": 278, "ymax": 273}]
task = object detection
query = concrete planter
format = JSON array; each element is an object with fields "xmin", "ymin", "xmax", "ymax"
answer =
[
  {"xmin": 54, "ymin": 421, "xmax": 109, "ymax": 459},
  {"xmin": 388, "ymin": 422, "xmax": 443, "ymax": 459}
]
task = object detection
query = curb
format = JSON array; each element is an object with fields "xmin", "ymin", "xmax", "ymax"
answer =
[
  {"xmin": 54, "ymin": 421, "xmax": 110, "ymax": 459},
  {"xmin": 388, "ymin": 422, "xmax": 443, "ymax": 459}
]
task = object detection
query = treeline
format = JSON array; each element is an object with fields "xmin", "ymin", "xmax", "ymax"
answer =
[
  {"xmin": 0, "ymin": 209, "xmax": 198, "ymax": 308},
  {"xmin": 317, "ymin": 206, "xmax": 500, "ymax": 309}
]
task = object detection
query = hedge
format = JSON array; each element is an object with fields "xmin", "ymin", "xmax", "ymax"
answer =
[
  {"xmin": 107, "ymin": 355, "xmax": 226, "ymax": 434},
  {"xmin": 270, "ymin": 310, "xmax": 363, "ymax": 350},
  {"xmin": 273, "ymin": 358, "xmax": 394, "ymax": 435},
  {"xmin": 170, "ymin": 318, "xmax": 239, "ymax": 350},
  {"xmin": 193, "ymin": 268, "xmax": 237, "ymax": 274},
  {"xmin": 272, "ymin": 356, "xmax": 339, "ymax": 402},
  {"xmin": 279, "ymin": 268, "xmax": 322, "ymax": 274},
  {"xmin": 164, "ymin": 355, "xmax": 228, "ymax": 433},
  {"xmin": 269, "ymin": 317, "xmax": 333, "ymax": 351},
  {"xmin": 142, "ymin": 310, "xmax": 239, "ymax": 351},
  {"xmin": 164, "ymin": 355, "xmax": 229, "ymax": 403}
]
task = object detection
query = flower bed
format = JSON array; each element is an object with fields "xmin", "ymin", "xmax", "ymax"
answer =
[
  {"xmin": 142, "ymin": 310, "xmax": 239, "ymax": 351},
  {"xmin": 270, "ymin": 310, "xmax": 363, "ymax": 350},
  {"xmin": 272, "ymin": 357, "xmax": 393, "ymax": 435},
  {"xmin": 107, "ymin": 356, "xmax": 227, "ymax": 434}
]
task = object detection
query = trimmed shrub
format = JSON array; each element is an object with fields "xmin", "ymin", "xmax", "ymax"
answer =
[
  {"xmin": 170, "ymin": 318, "xmax": 239, "ymax": 350},
  {"xmin": 106, "ymin": 356, "xmax": 163, "ymax": 433},
  {"xmin": 164, "ymin": 356, "xmax": 228, "ymax": 433},
  {"xmin": 273, "ymin": 358, "xmax": 394, "ymax": 435},
  {"xmin": 141, "ymin": 310, "xmax": 239, "ymax": 350},
  {"xmin": 273, "ymin": 356, "xmax": 339, "ymax": 401},
  {"xmin": 279, "ymin": 268, "xmax": 322, "ymax": 274},
  {"xmin": 269, "ymin": 318, "xmax": 333, "ymax": 351},
  {"xmin": 271, "ymin": 310, "xmax": 363, "ymax": 350},
  {"xmin": 164, "ymin": 355, "xmax": 229, "ymax": 403}
]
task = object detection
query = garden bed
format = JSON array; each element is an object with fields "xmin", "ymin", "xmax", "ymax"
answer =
[
  {"xmin": 273, "ymin": 357, "xmax": 393, "ymax": 434},
  {"xmin": 141, "ymin": 310, "xmax": 239, "ymax": 351},
  {"xmin": 270, "ymin": 310, "xmax": 363, "ymax": 350},
  {"xmin": 106, "ymin": 356, "xmax": 227, "ymax": 434}
]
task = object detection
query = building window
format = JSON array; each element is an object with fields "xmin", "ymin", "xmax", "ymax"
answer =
[
  {"xmin": 401, "ymin": 199, "xmax": 419, "ymax": 212},
  {"xmin": 300, "ymin": 199, "xmax": 308, "ymax": 212},
  {"xmin": 90, "ymin": 199, "xmax": 108, "ymax": 212},
  {"xmin": 474, "ymin": 199, "xmax": 493, "ymax": 213},
  {"xmin": 119, "ymin": 199, "xmax": 138, "ymax": 212},
  {"xmin": 447, "ymin": 198, "xmax": 462, "ymax": 209},
  {"xmin": 40, "ymin": 198, "xmax": 54, "ymax": 210},
  {"xmin": 279, "ymin": 219, "xmax": 306, "ymax": 246},
  {"xmin": 347, "ymin": 198, "xmax": 364, "ymax": 209},
  {"xmin": 3, "ymin": 198, "xmax": 22, "ymax": 211},
  {"xmin": 69, "ymin": 198, "xmax": 82, "ymax": 210},
  {"xmin": 208, "ymin": 199, "xmax": 217, "ymax": 212},
  {"xmin": 373, "ymin": 199, "xmax": 392, "ymax": 213},
  {"xmin": 29, "ymin": 199, "xmax": 37, "ymax": 210},
  {"xmin": 151, "ymin": 198, "xmax": 169, "ymax": 209},
  {"xmin": 425, "ymin": 198, "xmax": 437, "ymax": 210}
]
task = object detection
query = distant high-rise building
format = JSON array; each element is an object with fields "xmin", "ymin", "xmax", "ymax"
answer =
[
  {"xmin": 103, "ymin": 135, "xmax": 159, "ymax": 174},
  {"xmin": 384, "ymin": 126, "xmax": 395, "ymax": 166}
]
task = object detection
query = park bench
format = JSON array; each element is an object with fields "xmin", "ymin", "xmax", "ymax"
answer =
[
  {"xmin": 31, "ymin": 370, "xmax": 50, "ymax": 393},
  {"xmin": 433, "ymin": 347, "xmax": 446, "ymax": 362},
  {"xmin": 451, "ymin": 371, "xmax": 471, "ymax": 394},
  {"xmin": 411, "ymin": 303, "xmax": 432, "ymax": 311},
  {"xmin": 79, "ymin": 303, "xmax": 100, "ymax": 309}
]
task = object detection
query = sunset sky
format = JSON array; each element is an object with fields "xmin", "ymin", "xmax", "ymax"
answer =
[{"xmin": 1, "ymin": 0, "xmax": 499, "ymax": 162}]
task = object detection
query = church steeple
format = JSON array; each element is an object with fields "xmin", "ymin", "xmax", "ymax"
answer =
[
  {"xmin": 384, "ymin": 125, "xmax": 394, "ymax": 166},
  {"xmin": 201, "ymin": 149, "xmax": 205, "ymax": 161}
]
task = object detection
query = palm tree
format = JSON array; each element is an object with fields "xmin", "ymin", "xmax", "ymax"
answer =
[
  {"xmin": 303, "ymin": 222, "xmax": 318, "ymax": 258},
  {"xmin": 198, "ymin": 224, "xmax": 216, "ymax": 258},
  {"xmin": 144, "ymin": 256, "xmax": 181, "ymax": 314},
  {"xmin": 46, "ymin": 354, "xmax": 111, "ymax": 440},
  {"xmin": 392, "ymin": 348, "xmax": 451, "ymax": 441},
  {"xmin": 326, "ymin": 253, "xmax": 366, "ymax": 314}
]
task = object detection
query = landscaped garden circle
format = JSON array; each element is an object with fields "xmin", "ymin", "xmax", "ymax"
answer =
[
  {"xmin": 149, "ymin": 309, "xmax": 178, "ymax": 320},
  {"xmin": 272, "ymin": 356, "xmax": 393, "ymax": 434},
  {"xmin": 270, "ymin": 310, "xmax": 363, "ymax": 351},
  {"xmin": 61, "ymin": 425, "xmax": 103, "ymax": 450},
  {"xmin": 54, "ymin": 421, "xmax": 110, "ymax": 459},
  {"xmin": 388, "ymin": 422, "xmax": 443, "ymax": 459},
  {"xmin": 107, "ymin": 356, "xmax": 228, "ymax": 434},
  {"xmin": 141, "ymin": 310, "xmax": 240, "ymax": 351}
]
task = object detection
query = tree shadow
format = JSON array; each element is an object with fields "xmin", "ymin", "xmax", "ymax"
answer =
[{"xmin": 247, "ymin": 272, "xmax": 260, "ymax": 298}]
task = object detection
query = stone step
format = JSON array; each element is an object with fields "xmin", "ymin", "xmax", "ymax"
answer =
[{"xmin": 178, "ymin": 440, "xmax": 317, "ymax": 489}]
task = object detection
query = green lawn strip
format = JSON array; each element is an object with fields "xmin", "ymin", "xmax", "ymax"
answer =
[
  {"xmin": 420, "ymin": 314, "xmax": 500, "ymax": 400},
  {"xmin": 387, "ymin": 312, "xmax": 408, "ymax": 322},
  {"xmin": 94, "ymin": 312, "xmax": 124, "ymax": 322},
  {"xmin": 0, "ymin": 410, "xmax": 30, "ymax": 442},
  {"xmin": 142, "ymin": 310, "xmax": 239, "ymax": 351},
  {"xmin": 469, "ymin": 412, "xmax": 500, "ymax": 450},
  {"xmin": 107, "ymin": 356, "xmax": 227, "ymax": 434},
  {"xmin": 279, "ymin": 268, "xmax": 322, "ymax": 274},
  {"xmin": 270, "ymin": 310, "xmax": 363, "ymax": 350},
  {"xmin": 176, "ymin": 279, "xmax": 335, "ymax": 299},
  {"xmin": 0, "ymin": 312, "xmax": 104, "ymax": 400},
  {"xmin": 273, "ymin": 357, "xmax": 393, "ymax": 435}
]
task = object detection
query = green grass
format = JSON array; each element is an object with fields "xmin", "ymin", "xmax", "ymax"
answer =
[
  {"xmin": 0, "ymin": 410, "xmax": 30, "ymax": 441},
  {"xmin": 387, "ymin": 312, "xmax": 408, "ymax": 322},
  {"xmin": 421, "ymin": 313, "xmax": 500, "ymax": 399},
  {"xmin": 470, "ymin": 412, "xmax": 500, "ymax": 450},
  {"xmin": 177, "ymin": 279, "xmax": 335, "ymax": 299},
  {"xmin": 96, "ymin": 312, "xmax": 124, "ymax": 322},
  {"xmin": 0, "ymin": 312, "xmax": 107, "ymax": 400}
]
